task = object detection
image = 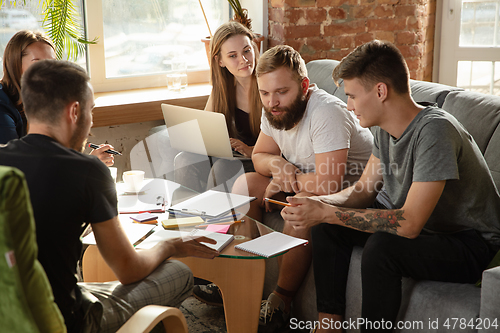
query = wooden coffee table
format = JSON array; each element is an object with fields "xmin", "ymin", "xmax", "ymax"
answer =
[{"xmin": 83, "ymin": 179, "xmax": 279, "ymax": 333}]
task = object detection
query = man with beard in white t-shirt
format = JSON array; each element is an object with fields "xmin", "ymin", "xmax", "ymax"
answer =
[{"xmin": 193, "ymin": 45, "xmax": 375, "ymax": 333}]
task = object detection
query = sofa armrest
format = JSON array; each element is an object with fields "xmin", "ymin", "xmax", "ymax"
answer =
[{"xmin": 479, "ymin": 266, "xmax": 500, "ymax": 332}]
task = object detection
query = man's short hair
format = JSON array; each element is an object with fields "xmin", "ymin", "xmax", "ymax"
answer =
[
  {"xmin": 21, "ymin": 60, "xmax": 91, "ymax": 124},
  {"xmin": 256, "ymin": 45, "xmax": 308, "ymax": 83},
  {"xmin": 332, "ymin": 40, "xmax": 410, "ymax": 95}
]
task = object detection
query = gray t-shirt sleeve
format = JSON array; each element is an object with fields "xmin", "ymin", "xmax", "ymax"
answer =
[{"xmin": 412, "ymin": 119, "xmax": 460, "ymax": 182}]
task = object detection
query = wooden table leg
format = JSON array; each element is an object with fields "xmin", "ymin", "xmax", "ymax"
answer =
[
  {"xmin": 177, "ymin": 256, "xmax": 265, "ymax": 333},
  {"xmin": 83, "ymin": 246, "xmax": 265, "ymax": 333}
]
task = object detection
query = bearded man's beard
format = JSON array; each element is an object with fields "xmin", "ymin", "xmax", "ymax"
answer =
[{"xmin": 264, "ymin": 91, "xmax": 308, "ymax": 131}]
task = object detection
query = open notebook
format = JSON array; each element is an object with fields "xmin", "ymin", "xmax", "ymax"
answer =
[
  {"xmin": 168, "ymin": 190, "xmax": 255, "ymax": 219},
  {"xmin": 235, "ymin": 232, "xmax": 308, "ymax": 258}
]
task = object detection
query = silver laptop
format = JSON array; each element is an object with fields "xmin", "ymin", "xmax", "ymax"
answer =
[{"xmin": 161, "ymin": 103, "xmax": 248, "ymax": 160}]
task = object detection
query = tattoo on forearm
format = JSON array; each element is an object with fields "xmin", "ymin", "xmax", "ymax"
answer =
[{"xmin": 335, "ymin": 208, "xmax": 405, "ymax": 234}]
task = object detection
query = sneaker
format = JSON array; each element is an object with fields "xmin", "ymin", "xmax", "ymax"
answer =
[
  {"xmin": 258, "ymin": 293, "xmax": 290, "ymax": 333},
  {"xmin": 192, "ymin": 283, "xmax": 223, "ymax": 306}
]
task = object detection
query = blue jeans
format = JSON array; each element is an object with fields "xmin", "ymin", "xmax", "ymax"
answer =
[{"xmin": 311, "ymin": 224, "xmax": 494, "ymax": 332}]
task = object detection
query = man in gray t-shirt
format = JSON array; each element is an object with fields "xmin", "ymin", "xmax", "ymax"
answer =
[{"xmin": 282, "ymin": 40, "xmax": 500, "ymax": 331}]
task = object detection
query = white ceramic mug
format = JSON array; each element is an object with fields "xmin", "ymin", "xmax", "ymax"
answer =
[{"xmin": 122, "ymin": 170, "xmax": 145, "ymax": 192}]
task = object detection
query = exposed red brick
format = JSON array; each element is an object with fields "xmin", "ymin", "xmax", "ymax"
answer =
[
  {"xmin": 267, "ymin": 38, "xmax": 283, "ymax": 49},
  {"xmin": 373, "ymin": 31, "xmax": 395, "ymax": 43},
  {"xmin": 325, "ymin": 20, "xmax": 366, "ymax": 36},
  {"xmin": 395, "ymin": 5, "xmax": 417, "ymax": 17},
  {"xmin": 355, "ymin": 33, "xmax": 375, "ymax": 46},
  {"xmin": 367, "ymin": 17, "xmax": 406, "ymax": 31},
  {"xmin": 286, "ymin": 9, "xmax": 306, "ymax": 24},
  {"xmin": 398, "ymin": 44, "xmax": 423, "ymax": 58},
  {"xmin": 286, "ymin": 0, "xmax": 316, "ymax": 7},
  {"xmin": 267, "ymin": 0, "xmax": 437, "ymax": 79},
  {"xmin": 374, "ymin": 5, "xmax": 394, "ymax": 18},
  {"xmin": 396, "ymin": 31, "xmax": 417, "ymax": 44},
  {"xmin": 285, "ymin": 39, "xmax": 307, "ymax": 52},
  {"xmin": 308, "ymin": 37, "xmax": 333, "ymax": 51},
  {"xmin": 270, "ymin": 8, "xmax": 285, "ymax": 23},
  {"xmin": 407, "ymin": 16, "xmax": 423, "ymax": 30},
  {"xmin": 319, "ymin": 0, "xmax": 357, "ymax": 6},
  {"xmin": 377, "ymin": 0, "xmax": 399, "ymax": 4},
  {"xmin": 359, "ymin": 0, "xmax": 377, "ymax": 5},
  {"xmin": 284, "ymin": 24, "xmax": 322, "ymax": 38},
  {"xmin": 271, "ymin": 23, "xmax": 285, "ymax": 40},
  {"xmin": 332, "ymin": 35, "xmax": 354, "ymax": 49},
  {"xmin": 328, "ymin": 8, "xmax": 348, "ymax": 20},
  {"xmin": 326, "ymin": 49, "xmax": 355, "ymax": 61},
  {"xmin": 353, "ymin": 6, "xmax": 375, "ymax": 19},
  {"xmin": 405, "ymin": 58, "xmax": 420, "ymax": 72},
  {"xmin": 271, "ymin": 0, "xmax": 285, "ymax": 8},
  {"xmin": 307, "ymin": 8, "xmax": 328, "ymax": 23}
]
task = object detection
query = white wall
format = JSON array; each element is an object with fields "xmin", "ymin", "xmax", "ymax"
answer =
[{"xmin": 86, "ymin": 120, "xmax": 164, "ymax": 181}]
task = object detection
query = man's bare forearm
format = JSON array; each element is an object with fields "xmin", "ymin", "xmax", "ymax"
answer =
[{"xmin": 334, "ymin": 207, "xmax": 405, "ymax": 235}]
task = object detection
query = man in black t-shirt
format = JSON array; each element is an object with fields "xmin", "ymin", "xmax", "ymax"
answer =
[{"xmin": 0, "ymin": 60, "xmax": 218, "ymax": 333}]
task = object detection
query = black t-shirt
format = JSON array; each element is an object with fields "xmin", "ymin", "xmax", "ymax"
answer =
[
  {"xmin": 0, "ymin": 134, "xmax": 117, "ymax": 328},
  {"xmin": 234, "ymin": 107, "xmax": 257, "ymax": 147}
]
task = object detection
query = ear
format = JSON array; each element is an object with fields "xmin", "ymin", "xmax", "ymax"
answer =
[
  {"xmin": 216, "ymin": 55, "xmax": 225, "ymax": 68},
  {"xmin": 301, "ymin": 77, "xmax": 310, "ymax": 95},
  {"xmin": 376, "ymin": 82, "xmax": 388, "ymax": 101},
  {"xmin": 67, "ymin": 101, "xmax": 80, "ymax": 125}
]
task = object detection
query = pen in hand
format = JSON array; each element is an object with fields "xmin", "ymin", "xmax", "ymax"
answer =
[
  {"xmin": 264, "ymin": 198, "xmax": 291, "ymax": 207},
  {"xmin": 88, "ymin": 143, "xmax": 122, "ymax": 156}
]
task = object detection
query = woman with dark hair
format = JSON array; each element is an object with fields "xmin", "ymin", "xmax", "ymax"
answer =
[
  {"xmin": 0, "ymin": 30, "xmax": 55, "ymax": 143},
  {"xmin": 0, "ymin": 30, "xmax": 115, "ymax": 165}
]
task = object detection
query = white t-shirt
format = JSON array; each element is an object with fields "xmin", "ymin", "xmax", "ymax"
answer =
[{"xmin": 260, "ymin": 85, "xmax": 373, "ymax": 185}]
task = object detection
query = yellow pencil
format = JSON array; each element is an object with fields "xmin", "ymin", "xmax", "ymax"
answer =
[{"xmin": 264, "ymin": 198, "xmax": 291, "ymax": 206}]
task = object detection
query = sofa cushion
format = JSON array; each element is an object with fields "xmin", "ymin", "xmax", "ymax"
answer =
[
  {"xmin": 410, "ymin": 80, "xmax": 463, "ymax": 108},
  {"xmin": 441, "ymin": 90, "xmax": 500, "ymax": 155},
  {"xmin": 306, "ymin": 59, "xmax": 340, "ymax": 96}
]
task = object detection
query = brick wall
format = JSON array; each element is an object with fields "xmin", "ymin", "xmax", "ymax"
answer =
[{"xmin": 267, "ymin": 0, "xmax": 436, "ymax": 81}]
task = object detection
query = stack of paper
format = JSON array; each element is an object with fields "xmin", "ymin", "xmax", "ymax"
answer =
[
  {"xmin": 168, "ymin": 190, "xmax": 255, "ymax": 218},
  {"xmin": 161, "ymin": 216, "xmax": 205, "ymax": 229},
  {"xmin": 234, "ymin": 232, "xmax": 308, "ymax": 258}
]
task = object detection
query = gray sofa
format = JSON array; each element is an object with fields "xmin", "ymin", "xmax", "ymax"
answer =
[{"xmin": 262, "ymin": 59, "xmax": 500, "ymax": 332}]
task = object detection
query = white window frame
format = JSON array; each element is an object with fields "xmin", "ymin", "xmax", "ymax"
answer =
[
  {"xmin": 438, "ymin": 0, "xmax": 500, "ymax": 88},
  {"xmin": 84, "ymin": 0, "xmax": 230, "ymax": 93}
]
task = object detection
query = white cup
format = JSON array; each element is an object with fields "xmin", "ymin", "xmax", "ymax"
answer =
[
  {"xmin": 122, "ymin": 170, "xmax": 145, "ymax": 192},
  {"xmin": 108, "ymin": 167, "xmax": 117, "ymax": 183}
]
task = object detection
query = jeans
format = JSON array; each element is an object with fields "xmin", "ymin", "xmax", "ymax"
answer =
[{"xmin": 311, "ymin": 224, "xmax": 493, "ymax": 332}]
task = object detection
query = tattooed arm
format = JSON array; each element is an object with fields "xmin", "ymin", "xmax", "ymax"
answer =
[{"xmin": 281, "ymin": 180, "xmax": 446, "ymax": 239}]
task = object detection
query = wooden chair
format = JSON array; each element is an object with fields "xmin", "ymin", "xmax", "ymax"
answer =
[{"xmin": 82, "ymin": 245, "xmax": 188, "ymax": 333}]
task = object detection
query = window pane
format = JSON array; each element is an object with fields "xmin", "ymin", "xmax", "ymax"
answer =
[
  {"xmin": 457, "ymin": 61, "xmax": 500, "ymax": 95},
  {"xmin": 0, "ymin": 1, "xmax": 86, "ymax": 77},
  {"xmin": 102, "ymin": 0, "xmax": 226, "ymax": 78},
  {"xmin": 460, "ymin": 1, "xmax": 500, "ymax": 47}
]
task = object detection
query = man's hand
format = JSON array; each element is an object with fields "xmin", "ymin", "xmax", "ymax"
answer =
[
  {"xmin": 281, "ymin": 196, "xmax": 328, "ymax": 231},
  {"xmin": 269, "ymin": 159, "xmax": 302, "ymax": 193},
  {"xmin": 230, "ymin": 138, "xmax": 253, "ymax": 157},
  {"xmin": 90, "ymin": 144, "xmax": 115, "ymax": 166},
  {"xmin": 168, "ymin": 236, "xmax": 219, "ymax": 259}
]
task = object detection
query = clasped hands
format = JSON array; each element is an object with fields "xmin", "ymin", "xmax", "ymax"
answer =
[
  {"xmin": 280, "ymin": 196, "xmax": 329, "ymax": 231},
  {"xmin": 263, "ymin": 159, "xmax": 302, "ymax": 213}
]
